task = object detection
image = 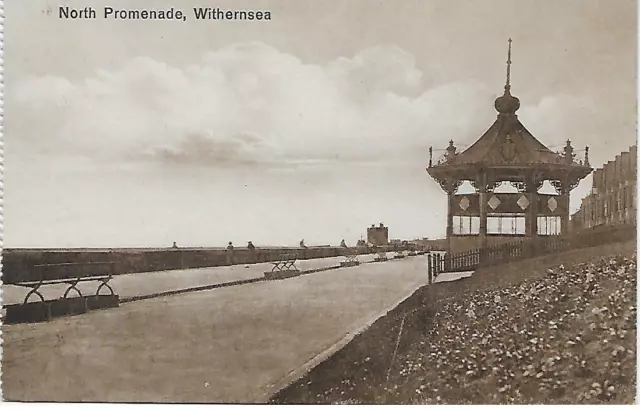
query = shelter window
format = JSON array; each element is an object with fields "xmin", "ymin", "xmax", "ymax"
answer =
[
  {"xmin": 538, "ymin": 216, "xmax": 561, "ymax": 235},
  {"xmin": 453, "ymin": 216, "xmax": 480, "ymax": 235},
  {"xmin": 487, "ymin": 213, "xmax": 525, "ymax": 235}
]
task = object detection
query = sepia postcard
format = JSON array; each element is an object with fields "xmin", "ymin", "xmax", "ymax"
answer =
[{"xmin": 1, "ymin": 0, "xmax": 637, "ymax": 405}]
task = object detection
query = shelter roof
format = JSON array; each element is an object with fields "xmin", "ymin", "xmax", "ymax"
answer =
[{"xmin": 427, "ymin": 39, "xmax": 592, "ymax": 191}]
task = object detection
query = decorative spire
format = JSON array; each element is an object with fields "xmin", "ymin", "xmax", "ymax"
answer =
[
  {"xmin": 429, "ymin": 146, "xmax": 433, "ymax": 167},
  {"xmin": 505, "ymin": 37, "xmax": 512, "ymax": 93},
  {"xmin": 495, "ymin": 38, "xmax": 520, "ymax": 115},
  {"xmin": 445, "ymin": 140, "xmax": 457, "ymax": 162},
  {"xmin": 563, "ymin": 139, "xmax": 575, "ymax": 165},
  {"xmin": 584, "ymin": 146, "xmax": 590, "ymax": 167}
]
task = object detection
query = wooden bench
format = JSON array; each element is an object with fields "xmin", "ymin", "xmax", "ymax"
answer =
[
  {"xmin": 270, "ymin": 253, "xmax": 299, "ymax": 272},
  {"xmin": 264, "ymin": 253, "xmax": 300, "ymax": 279},
  {"xmin": 16, "ymin": 262, "xmax": 116, "ymax": 303},
  {"xmin": 3, "ymin": 262, "xmax": 119, "ymax": 324},
  {"xmin": 340, "ymin": 248, "xmax": 360, "ymax": 267},
  {"xmin": 374, "ymin": 250, "xmax": 388, "ymax": 262}
]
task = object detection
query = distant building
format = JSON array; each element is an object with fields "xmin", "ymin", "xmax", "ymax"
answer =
[
  {"xmin": 571, "ymin": 145, "xmax": 637, "ymax": 231},
  {"xmin": 414, "ymin": 237, "xmax": 448, "ymax": 251},
  {"xmin": 367, "ymin": 223, "xmax": 389, "ymax": 246}
]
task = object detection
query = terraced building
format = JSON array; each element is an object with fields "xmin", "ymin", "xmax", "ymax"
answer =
[{"xmin": 571, "ymin": 146, "xmax": 637, "ymax": 231}]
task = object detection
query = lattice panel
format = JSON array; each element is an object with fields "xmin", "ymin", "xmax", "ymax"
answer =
[
  {"xmin": 452, "ymin": 193, "xmax": 568, "ymax": 216},
  {"xmin": 537, "ymin": 194, "xmax": 567, "ymax": 215},
  {"xmin": 452, "ymin": 194, "xmax": 480, "ymax": 215}
]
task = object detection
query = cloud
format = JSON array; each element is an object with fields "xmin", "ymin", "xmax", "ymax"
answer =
[
  {"xmin": 328, "ymin": 44, "xmax": 423, "ymax": 97},
  {"xmin": 147, "ymin": 130, "xmax": 271, "ymax": 167},
  {"xmin": 519, "ymin": 95, "xmax": 596, "ymax": 147},
  {"xmin": 9, "ymin": 42, "xmax": 622, "ymax": 170},
  {"xmin": 518, "ymin": 94, "xmax": 635, "ymax": 167}
]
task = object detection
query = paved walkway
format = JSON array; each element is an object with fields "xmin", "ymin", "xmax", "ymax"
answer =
[
  {"xmin": 2, "ymin": 255, "xmax": 470, "ymax": 403},
  {"xmin": 2, "ymin": 253, "xmax": 387, "ymax": 305}
]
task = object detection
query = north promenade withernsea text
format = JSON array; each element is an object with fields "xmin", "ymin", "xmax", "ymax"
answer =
[{"xmin": 59, "ymin": 6, "xmax": 272, "ymax": 21}]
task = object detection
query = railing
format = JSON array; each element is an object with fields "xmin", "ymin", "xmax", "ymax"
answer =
[{"xmin": 427, "ymin": 224, "xmax": 636, "ymax": 281}]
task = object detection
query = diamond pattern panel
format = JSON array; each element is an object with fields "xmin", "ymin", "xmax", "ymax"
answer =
[
  {"xmin": 459, "ymin": 196, "xmax": 470, "ymax": 211},
  {"xmin": 488, "ymin": 195, "xmax": 501, "ymax": 210},
  {"xmin": 516, "ymin": 195, "xmax": 530, "ymax": 210}
]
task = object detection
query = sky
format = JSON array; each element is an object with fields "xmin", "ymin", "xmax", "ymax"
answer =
[{"xmin": 4, "ymin": 0, "xmax": 638, "ymax": 248}]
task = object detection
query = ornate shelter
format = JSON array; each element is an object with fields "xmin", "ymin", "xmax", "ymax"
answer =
[{"xmin": 427, "ymin": 39, "xmax": 592, "ymax": 252}]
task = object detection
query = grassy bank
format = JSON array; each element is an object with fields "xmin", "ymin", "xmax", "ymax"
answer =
[{"xmin": 271, "ymin": 241, "xmax": 637, "ymax": 404}]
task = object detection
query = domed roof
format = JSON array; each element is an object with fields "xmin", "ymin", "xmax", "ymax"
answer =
[
  {"xmin": 495, "ymin": 86, "xmax": 520, "ymax": 114},
  {"xmin": 426, "ymin": 39, "xmax": 592, "ymax": 190},
  {"xmin": 428, "ymin": 39, "xmax": 562, "ymax": 167}
]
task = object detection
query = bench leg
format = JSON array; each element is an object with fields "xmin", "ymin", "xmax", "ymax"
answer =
[
  {"xmin": 63, "ymin": 278, "xmax": 83, "ymax": 299},
  {"xmin": 95, "ymin": 275, "xmax": 115, "ymax": 296},
  {"xmin": 24, "ymin": 284, "xmax": 46, "ymax": 305},
  {"xmin": 96, "ymin": 282, "xmax": 115, "ymax": 296}
]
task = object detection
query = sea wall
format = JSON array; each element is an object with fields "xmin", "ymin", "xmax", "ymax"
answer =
[{"xmin": 2, "ymin": 245, "xmax": 407, "ymax": 283}]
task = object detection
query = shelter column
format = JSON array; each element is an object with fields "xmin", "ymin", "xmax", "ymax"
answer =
[
  {"xmin": 478, "ymin": 172, "xmax": 488, "ymax": 249},
  {"xmin": 561, "ymin": 178, "xmax": 571, "ymax": 235},
  {"xmin": 526, "ymin": 173, "xmax": 538, "ymax": 238},
  {"xmin": 446, "ymin": 184, "xmax": 454, "ymax": 252}
]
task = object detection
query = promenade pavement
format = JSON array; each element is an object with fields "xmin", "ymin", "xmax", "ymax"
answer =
[{"xmin": 2, "ymin": 255, "xmax": 469, "ymax": 403}]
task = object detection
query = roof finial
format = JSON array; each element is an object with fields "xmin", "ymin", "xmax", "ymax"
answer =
[
  {"xmin": 494, "ymin": 37, "xmax": 520, "ymax": 114},
  {"xmin": 505, "ymin": 38, "xmax": 512, "ymax": 93},
  {"xmin": 584, "ymin": 146, "xmax": 590, "ymax": 167}
]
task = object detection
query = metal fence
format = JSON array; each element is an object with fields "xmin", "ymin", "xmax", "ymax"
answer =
[{"xmin": 427, "ymin": 224, "xmax": 636, "ymax": 281}]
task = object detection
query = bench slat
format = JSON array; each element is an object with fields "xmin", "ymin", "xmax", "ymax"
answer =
[
  {"xmin": 4, "ymin": 262, "xmax": 115, "ymax": 285},
  {"xmin": 15, "ymin": 276, "xmax": 112, "ymax": 287}
]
